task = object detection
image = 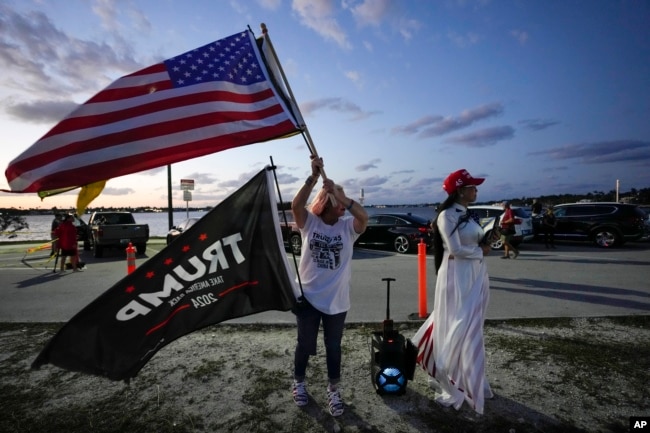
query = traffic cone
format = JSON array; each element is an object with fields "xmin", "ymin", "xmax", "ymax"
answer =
[
  {"xmin": 417, "ymin": 238, "xmax": 427, "ymax": 318},
  {"xmin": 126, "ymin": 242, "xmax": 136, "ymax": 274}
]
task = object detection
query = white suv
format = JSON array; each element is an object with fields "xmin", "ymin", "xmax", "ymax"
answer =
[{"xmin": 468, "ymin": 205, "xmax": 534, "ymax": 250}]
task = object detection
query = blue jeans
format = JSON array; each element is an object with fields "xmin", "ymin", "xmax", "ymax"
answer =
[{"xmin": 293, "ymin": 301, "xmax": 347, "ymax": 385}]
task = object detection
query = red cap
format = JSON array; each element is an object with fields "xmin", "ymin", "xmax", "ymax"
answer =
[{"xmin": 442, "ymin": 169, "xmax": 485, "ymax": 194}]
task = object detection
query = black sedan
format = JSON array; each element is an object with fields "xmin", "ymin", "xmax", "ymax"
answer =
[{"xmin": 355, "ymin": 213, "xmax": 432, "ymax": 253}]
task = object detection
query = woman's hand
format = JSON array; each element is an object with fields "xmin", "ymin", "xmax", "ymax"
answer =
[
  {"xmin": 322, "ymin": 178, "xmax": 334, "ymax": 193},
  {"xmin": 325, "ymin": 179, "xmax": 347, "ymax": 202},
  {"xmin": 310, "ymin": 156, "xmax": 323, "ymax": 177}
]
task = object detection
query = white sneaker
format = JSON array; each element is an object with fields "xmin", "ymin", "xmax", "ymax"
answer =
[{"xmin": 292, "ymin": 381, "xmax": 308, "ymax": 407}]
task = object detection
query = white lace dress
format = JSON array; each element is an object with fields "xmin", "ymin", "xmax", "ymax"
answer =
[{"xmin": 411, "ymin": 203, "xmax": 492, "ymax": 414}]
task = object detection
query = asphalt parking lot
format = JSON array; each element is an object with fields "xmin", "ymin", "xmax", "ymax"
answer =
[{"xmin": 1, "ymin": 238, "xmax": 649, "ymax": 324}]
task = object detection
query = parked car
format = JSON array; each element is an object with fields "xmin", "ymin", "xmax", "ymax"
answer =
[
  {"xmin": 468, "ymin": 205, "xmax": 534, "ymax": 250},
  {"xmin": 639, "ymin": 205, "xmax": 650, "ymax": 217},
  {"xmin": 167, "ymin": 213, "xmax": 304, "ymax": 255},
  {"xmin": 166, "ymin": 218, "xmax": 200, "ymax": 244},
  {"xmin": 88, "ymin": 211, "xmax": 150, "ymax": 257},
  {"xmin": 639, "ymin": 205, "xmax": 650, "ymax": 241},
  {"xmin": 549, "ymin": 202, "xmax": 646, "ymax": 247},
  {"xmin": 278, "ymin": 211, "xmax": 301, "ymax": 255},
  {"xmin": 355, "ymin": 213, "xmax": 432, "ymax": 254}
]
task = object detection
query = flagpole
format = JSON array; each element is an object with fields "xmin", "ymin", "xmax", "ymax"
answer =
[
  {"xmin": 260, "ymin": 24, "xmax": 339, "ymax": 206},
  {"xmin": 167, "ymin": 165, "xmax": 173, "ymax": 230},
  {"xmin": 259, "ymin": 24, "xmax": 324, "ymax": 176}
]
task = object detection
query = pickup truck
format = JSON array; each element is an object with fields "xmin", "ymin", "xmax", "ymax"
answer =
[{"xmin": 87, "ymin": 211, "xmax": 149, "ymax": 258}]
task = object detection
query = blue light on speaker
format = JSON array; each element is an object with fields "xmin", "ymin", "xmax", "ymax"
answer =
[{"xmin": 375, "ymin": 367, "xmax": 407, "ymax": 394}]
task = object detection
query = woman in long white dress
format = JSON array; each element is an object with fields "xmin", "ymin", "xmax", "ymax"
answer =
[{"xmin": 412, "ymin": 169, "xmax": 493, "ymax": 414}]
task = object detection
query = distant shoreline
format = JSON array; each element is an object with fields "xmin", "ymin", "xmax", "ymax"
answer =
[
  {"xmin": 3, "ymin": 197, "xmax": 649, "ymax": 216},
  {"xmin": 1, "ymin": 204, "xmax": 440, "ymax": 217}
]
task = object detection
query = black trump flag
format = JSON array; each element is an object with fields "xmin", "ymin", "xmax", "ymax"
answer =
[{"xmin": 32, "ymin": 168, "xmax": 299, "ymax": 381}]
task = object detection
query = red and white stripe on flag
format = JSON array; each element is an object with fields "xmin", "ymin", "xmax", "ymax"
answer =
[{"xmin": 4, "ymin": 30, "xmax": 300, "ymax": 194}]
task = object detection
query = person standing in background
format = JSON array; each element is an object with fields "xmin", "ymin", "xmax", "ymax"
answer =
[
  {"xmin": 499, "ymin": 201, "xmax": 519, "ymax": 259},
  {"xmin": 55, "ymin": 214, "xmax": 80, "ymax": 272},
  {"xmin": 50, "ymin": 213, "xmax": 62, "ymax": 257},
  {"xmin": 531, "ymin": 199, "xmax": 542, "ymax": 218},
  {"xmin": 531, "ymin": 199, "xmax": 543, "ymax": 237},
  {"xmin": 542, "ymin": 207, "xmax": 557, "ymax": 249}
]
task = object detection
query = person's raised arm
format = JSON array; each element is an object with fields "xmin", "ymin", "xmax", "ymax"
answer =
[{"xmin": 292, "ymin": 156, "xmax": 322, "ymax": 229}]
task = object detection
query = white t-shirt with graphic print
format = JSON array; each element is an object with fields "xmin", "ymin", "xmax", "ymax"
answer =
[{"xmin": 297, "ymin": 212, "xmax": 361, "ymax": 315}]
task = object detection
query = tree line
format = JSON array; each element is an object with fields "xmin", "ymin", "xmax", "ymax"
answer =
[
  {"xmin": 503, "ymin": 187, "xmax": 650, "ymax": 208},
  {"xmin": 2, "ymin": 187, "xmax": 649, "ymax": 217}
]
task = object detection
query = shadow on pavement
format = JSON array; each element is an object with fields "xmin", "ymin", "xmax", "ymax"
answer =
[{"xmin": 490, "ymin": 276, "xmax": 650, "ymax": 311}]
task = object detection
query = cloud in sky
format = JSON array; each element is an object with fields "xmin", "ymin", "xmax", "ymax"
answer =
[
  {"xmin": 257, "ymin": 0, "xmax": 282, "ymax": 10},
  {"xmin": 355, "ymin": 158, "xmax": 382, "ymax": 171},
  {"xmin": 102, "ymin": 186, "xmax": 136, "ymax": 196},
  {"xmin": 349, "ymin": 0, "xmax": 390, "ymax": 27},
  {"xmin": 341, "ymin": 174, "xmax": 390, "ymax": 198},
  {"xmin": 6, "ymin": 100, "xmax": 78, "ymax": 124},
  {"xmin": 293, "ymin": 0, "xmax": 420, "ymax": 50},
  {"xmin": 445, "ymin": 126, "xmax": 515, "ymax": 148},
  {"xmin": 300, "ymin": 97, "xmax": 377, "ymax": 121},
  {"xmin": 391, "ymin": 115, "xmax": 444, "ymax": 136},
  {"xmin": 0, "ymin": 1, "xmax": 648, "ymax": 209},
  {"xmin": 92, "ymin": 0, "xmax": 152, "ymax": 34},
  {"xmin": 344, "ymin": 70, "xmax": 363, "ymax": 88},
  {"xmin": 348, "ymin": 174, "xmax": 389, "ymax": 188},
  {"xmin": 292, "ymin": 0, "xmax": 351, "ymax": 49},
  {"xmin": 0, "ymin": 4, "xmax": 140, "ymax": 103},
  {"xmin": 531, "ymin": 140, "xmax": 650, "ymax": 164},
  {"xmin": 391, "ymin": 103, "xmax": 505, "ymax": 139},
  {"xmin": 274, "ymin": 171, "xmax": 300, "ymax": 186},
  {"xmin": 421, "ymin": 103, "xmax": 505, "ymax": 138},
  {"xmin": 519, "ymin": 119, "xmax": 560, "ymax": 131},
  {"xmin": 179, "ymin": 173, "xmax": 218, "ymax": 185}
]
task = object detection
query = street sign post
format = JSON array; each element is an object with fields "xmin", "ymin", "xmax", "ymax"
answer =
[
  {"xmin": 180, "ymin": 179, "xmax": 194, "ymax": 190},
  {"xmin": 180, "ymin": 179, "xmax": 194, "ymax": 218}
]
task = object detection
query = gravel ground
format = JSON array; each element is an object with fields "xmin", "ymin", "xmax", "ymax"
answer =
[{"xmin": 1, "ymin": 316, "xmax": 649, "ymax": 433}]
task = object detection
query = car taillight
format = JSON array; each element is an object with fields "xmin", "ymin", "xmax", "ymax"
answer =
[
  {"xmin": 418, "ymin": 227, "xmax": 428, "ymax": 233},
  {"xmin": 624, "ymin": 216, "xmax": 644, "ymax": 225}
]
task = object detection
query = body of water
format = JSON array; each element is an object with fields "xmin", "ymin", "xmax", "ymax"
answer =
[{"xmin": 2, "ymin": 206, "xmax": 437, "ymax": 242}]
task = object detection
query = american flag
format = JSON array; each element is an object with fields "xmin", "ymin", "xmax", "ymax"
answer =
[{"xmin": 4, "ymin": 30, "xmax": 301, "ymax": 194}]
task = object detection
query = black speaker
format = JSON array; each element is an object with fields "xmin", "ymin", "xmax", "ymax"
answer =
[{"xmin": 370, "ymin": 278, "xmax": 417, "ymax": 396}]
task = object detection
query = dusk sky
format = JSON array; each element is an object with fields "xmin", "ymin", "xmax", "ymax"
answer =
[{"xmin": 1, "ymin": 0, "xmax": 649, "ymax": 210}]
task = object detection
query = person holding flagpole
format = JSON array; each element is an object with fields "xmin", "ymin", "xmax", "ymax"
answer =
[
  {"xmin": 290, "ymin": 155, "xmax": 368, "ymax": 417},
  {"xmin": 411, "ymin": 169, "xmax": 493, "ymax": 415}
]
